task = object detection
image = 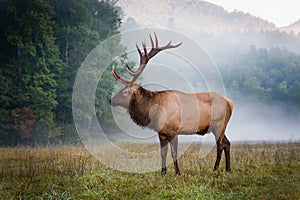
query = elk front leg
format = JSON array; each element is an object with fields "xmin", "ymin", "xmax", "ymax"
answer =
[
  {"xmin": 159, "ymin": 134, "xmax": 169, "ymax": 175},
  {"xmin": 170, "ymin": 135, "xmax": 180, "ymax": 175}
]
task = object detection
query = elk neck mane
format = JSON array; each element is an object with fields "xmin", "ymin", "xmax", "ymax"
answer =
[{"xmin": 128, "ymin": 86, "xmax": 157, "ymax": 128}]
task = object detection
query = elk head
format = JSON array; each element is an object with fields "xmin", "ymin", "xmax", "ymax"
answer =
[{"xmin": 109, "ymin": 33, "xmax": 182, "ymax": 109}]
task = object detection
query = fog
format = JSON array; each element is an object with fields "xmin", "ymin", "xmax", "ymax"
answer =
[
  {"xmin": 110, "ymin": 98, "xmax": 300, "ymax": 143},
  {"xmin": 112, "ymin": 29, "xmax": 300, "ymax": 143},
  {"xmin": 227, "ymin": 101, "xmax": 300, "ymax": 142},
  {"xmin": 113, "ymin": 0, "xmax": 300, "ymax": 143}
]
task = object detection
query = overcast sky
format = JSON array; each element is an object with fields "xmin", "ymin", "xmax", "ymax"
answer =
[{"xmin": 206, "ymin": 0, "xmax": 300, "ymax": 27}]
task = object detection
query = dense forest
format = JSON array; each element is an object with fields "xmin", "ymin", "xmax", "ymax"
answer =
[
  {"xmin": 1, "ymin": 0, "xmax": 300, "ymax": 146},
  {"xmin": 220, "ymin": 46, "xmax": 300, "ymax": 107},
  {"xmin": 0, "ymin": 0, "xmax": 121, "ymax": 145}
]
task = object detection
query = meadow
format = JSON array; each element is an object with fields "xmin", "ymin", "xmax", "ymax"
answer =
[{"xmin": 0, "ymin": 142, "xmax": 299, "ymax": 199}]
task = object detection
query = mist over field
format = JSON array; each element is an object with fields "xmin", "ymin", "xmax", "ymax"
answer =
[
  {"xmin": 227, "ymin": 101, "xmax": 300, "ymax": 141},
  {"xmin": 112, "ymin": 29, "xmax": 300, "ymax": 142},
  {"xmin": 115, "ymin": 0, "xmax": 300, "ymax": 142},
  {"xmin": 111, "ymin": 82, "xmax": 300, "ymax": 142}
]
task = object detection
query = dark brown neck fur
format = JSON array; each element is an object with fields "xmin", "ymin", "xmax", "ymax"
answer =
[{"xmin": 128, "ymin": 86, "xmax": 157, "ymax": 127}]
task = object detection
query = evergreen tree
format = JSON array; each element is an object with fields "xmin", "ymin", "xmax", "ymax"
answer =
[
  {"xmin": 0, "ymin": 0, "xmax": 124, "ymax": 145},
  {"xmin": 0, "ymin": 0, "xmax": 63, "ymax": 144},
  {"xmin": 49, "ymin": 0, "xmax": 121, "ymax": 143}
]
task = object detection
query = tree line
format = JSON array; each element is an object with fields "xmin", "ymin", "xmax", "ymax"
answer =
[
  {"xmin": 0, "ymin": 0, "xmax": 121, "ymax": 145},
  {"xmin": 220, "ymin": 46, "xmax": 300, "ymax": 109}
]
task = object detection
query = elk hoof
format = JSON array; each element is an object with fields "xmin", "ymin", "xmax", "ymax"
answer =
[
  {"xmin": 161, "ymin": 167, "xmax": 167, "ymax": 175},
  {"xmin": 175, "ymin": 171, "xmax": 181, "ymax": 176}
]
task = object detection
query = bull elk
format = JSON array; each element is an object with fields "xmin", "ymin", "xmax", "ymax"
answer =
[{"xmin": 109, "ymin": 33, "xmax": 234, "ymax": 175}]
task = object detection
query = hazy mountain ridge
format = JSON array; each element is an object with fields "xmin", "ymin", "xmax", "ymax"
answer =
[
  {"xmin": 117, "ymin": 0, "xmax": 300, "ymax": 54},
  {"xmin": 117, "ymin": 0, "xmax": 278, "ymax": 34},
  {"xmin": 281, "ymin": 20, "xmax": 300, "ymax": 34}
]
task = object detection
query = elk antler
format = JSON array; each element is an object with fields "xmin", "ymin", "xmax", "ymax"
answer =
[{"xmin": 112, "ymin": 32, "xmax": 182, "ymax": 86}]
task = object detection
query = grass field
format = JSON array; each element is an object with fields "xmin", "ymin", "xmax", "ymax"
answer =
[{"xmin": 0, "ymin": 142, "xmax": 299, "ymax": 199}]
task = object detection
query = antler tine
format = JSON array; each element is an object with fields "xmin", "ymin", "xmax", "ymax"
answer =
[
  {"xmin": 136, "ymin": 43, "xmax": 142, "ymax": 58},
  {"xmin": 154, "ymin": 32, "xmax": 159, "ymax": 47},
  {"xmin": 125, "ymin": 61, "xmax": 136, "ymax": 76},
  {"xmin": 149, "ymin": 34, "xmax": 154, "ymax": 49},
  {"xmin": 160, "ymin": 41, "xmax": 182, "ymax": 51},
  {"xmin": 150, "ymin": 33, "xmax": 182, "ymax": 57},
  {"xmin": 112, "ymin": 65, "xmax": 133, "ymax": 85},
  {"xmin": 166, "ymin": 41, "xmax": 172, "ymax": 46},
  {"xmin": 142, "ymin": 39, "xmax": 148, "ymax": 55}
]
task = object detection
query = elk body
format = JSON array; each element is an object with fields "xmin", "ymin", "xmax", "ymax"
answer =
[{"xmin": 110, "ymin": 33, "xmax": 234, "ymax": 175}]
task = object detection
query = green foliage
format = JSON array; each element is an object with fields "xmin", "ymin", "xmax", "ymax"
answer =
[
  {"xmin": 0, "ymin": 0, "xmax": 61, "ymax": 145},
  {"xmin": 0, "ymin": 0, "xmax": 122, "ymax": 145},
  {"xmin": 221, "ymin": 46, "xmax": 300, "ymax": 107},
  {"xmin": 50, "ymin": 0, "xmax": 122, "ymax": 144}
]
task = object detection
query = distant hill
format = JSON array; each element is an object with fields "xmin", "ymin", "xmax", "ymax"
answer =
[
  {"xmin": 281, "ymin": 20, "xmax": 300, "ymax": 34},
  {"xmin": 117, "ymin": 0, "xmax": 300, "ymax": 54},
  {"xmin": 117, "ymin": 0, "xmax": 277, "ymax": 34}
]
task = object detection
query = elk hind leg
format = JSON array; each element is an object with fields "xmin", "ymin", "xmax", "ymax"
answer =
[
  {"xmin": 214, "ymin": 140, "xmax": 223, "ymax": 171},
  {"xmin": 223, "ymin": 135, "xmax": 231, "ymax": 172},
  {"xmin": 213, "ymin": 126, "xmax": 224, "ymax": 171}
]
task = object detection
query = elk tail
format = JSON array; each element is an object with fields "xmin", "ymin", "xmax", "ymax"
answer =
[{"xmin": 225, "ymin": 98, "xmax": 234, "ymax": 114}]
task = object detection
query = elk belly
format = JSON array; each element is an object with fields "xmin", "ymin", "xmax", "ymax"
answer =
[
  {"xmin": 178, "ymin": 113, "xmax": 200, "ymax": 132},
  {"xmin": 176, "ymin": 94, "xmax": 199, "ymax": 133},
  {"xmin": 177, "ymin": 93, "xmax": 211, "ymax": 134}
]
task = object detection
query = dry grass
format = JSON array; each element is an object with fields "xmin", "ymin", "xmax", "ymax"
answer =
[{"xmin": 0, "ymin": 142, "xmax": 299, "ymax": 199}]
